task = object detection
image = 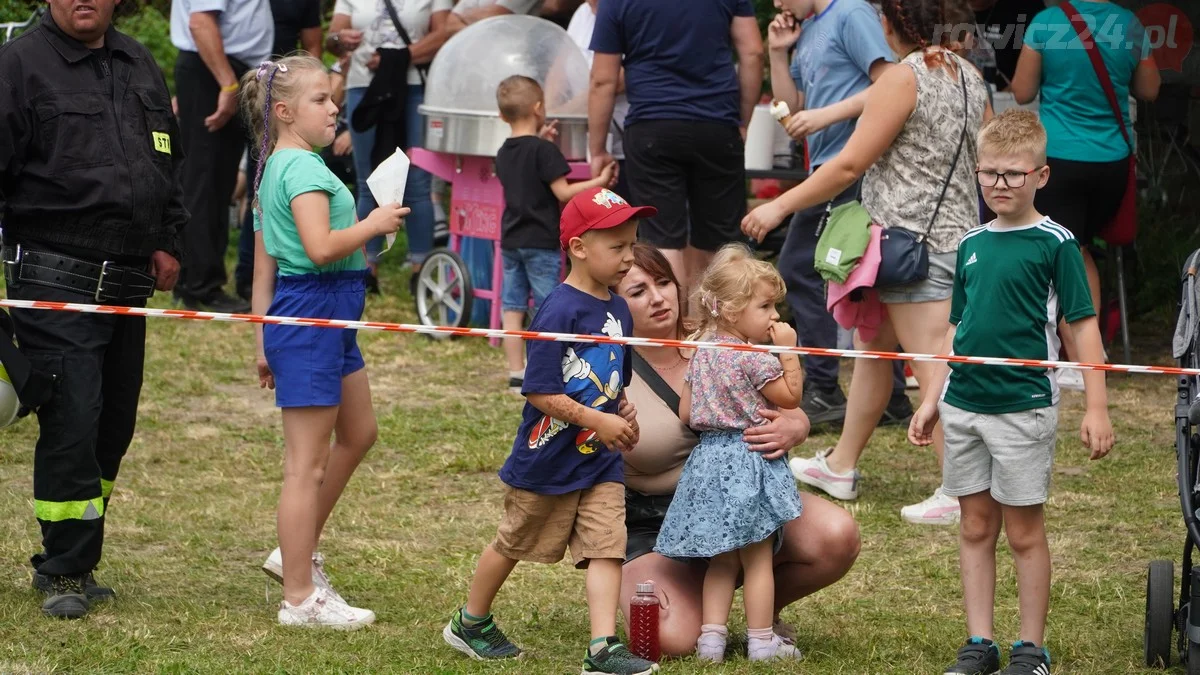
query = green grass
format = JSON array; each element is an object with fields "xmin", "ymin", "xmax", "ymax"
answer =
[{"xmin": 0, "ymin": 258, "xmax": 1192, "ymax": 674}]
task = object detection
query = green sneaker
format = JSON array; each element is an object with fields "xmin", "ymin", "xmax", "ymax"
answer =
[
  {"xmin": 442, "ymin": 607, "xmax": 522, "ymax": 660},
  {"xmin": 582, "ymin": 637, "xmax": 659, "ymax": 675}
]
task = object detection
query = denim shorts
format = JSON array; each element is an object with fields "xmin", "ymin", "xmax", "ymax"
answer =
[
  {"xmin": 501, "ymin": 248, "xmax": 562, "ymax": 313},
  {"xmin": 877, "ymin": 248, "xmax": 957, "ymax": 304},
  {"xmin": 264, "ymin": 270, "xmax": 367, "ymax": 408}
]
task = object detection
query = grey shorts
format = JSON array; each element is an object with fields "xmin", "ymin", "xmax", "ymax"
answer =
[
  {"xmin": 877, "ymin": 248, "xmax": 957, "ymax": 304},
  {"xmin": 939, "ymin": 401, "xmax": 1059, "ymax": 506}
]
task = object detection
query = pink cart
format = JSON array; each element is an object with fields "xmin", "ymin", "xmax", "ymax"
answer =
[{"xmin": 409, "ymin": 150, "xmax": 589, "ymax": 345}]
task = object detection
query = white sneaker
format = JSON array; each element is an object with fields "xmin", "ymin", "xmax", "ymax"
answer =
[
  {"xmin": 790, "ymin": 449, "xmax": 860, "ymax": 501},
  {"xmin": 1056, "ymin": 368, "xmax": 1085, "ymax": 391},
  {"xmin": 900, "ymin": 487, "xmax": 960, "ymax": 525},
  {"xmin": 262, "ymin": 548, "xmax": 346, "ymax": 604},
  {"xmin": 748, "ymin": 633, "xmax": 802, "ymax": 661},
  {"xmin": 277, "ymin": 586, "xmax": 375, "ymax": 630}
]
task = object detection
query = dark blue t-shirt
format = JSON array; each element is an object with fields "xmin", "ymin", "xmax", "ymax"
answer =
[
  {"xmin": 499, "ymin": 283, "xmax": 633, "ymax": 495},
  {"xmin": 590, "ymin": 0, "xmax": 755, "ymax": 127}
]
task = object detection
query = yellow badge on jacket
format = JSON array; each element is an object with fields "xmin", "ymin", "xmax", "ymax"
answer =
[{"xmin": 152, "ymin": 132, "xmax": 171, "ymax": 155}]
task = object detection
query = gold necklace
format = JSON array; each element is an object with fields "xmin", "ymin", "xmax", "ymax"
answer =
[{"xmin": 648, "ymin": 353, "xmax": 686, "ymax": 372}]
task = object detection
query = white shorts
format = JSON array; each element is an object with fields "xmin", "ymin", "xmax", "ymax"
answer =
[{"xmin": 939, "ymin": 401, "xmax": 1058, "ymax": 506}]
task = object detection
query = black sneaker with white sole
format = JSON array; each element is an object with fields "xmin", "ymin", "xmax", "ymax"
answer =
[
  {"xmin": 39, "ymin": 574, "xmax": 89, "ymax": 619},
  {"xmin": 945, "ymin": 637, "xmax": 1000, "ymax": 674},
  {"xmin": 878, "ymin": 394, "xmax": 915, "ymax": 427},
  {"xmin": 1000, "ymin": 641, "xmax": 1050, "ymax": 675},
  {"xmin": 801, "ymin": 387, "xmax": 847, "ymax": 427}
]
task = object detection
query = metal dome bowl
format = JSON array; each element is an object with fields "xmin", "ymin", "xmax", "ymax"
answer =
[{"xmin": 418, "ymin": 15, "xmax": 591, "ymax": 159}]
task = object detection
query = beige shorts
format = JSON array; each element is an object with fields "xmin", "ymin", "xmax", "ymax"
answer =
[{"xmin": 493, "ymin": 481, "xmax": 627, "ymax": 568}]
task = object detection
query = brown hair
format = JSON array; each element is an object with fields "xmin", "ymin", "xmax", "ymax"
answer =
[
  {"xmin": 881, "ymin": 0, "xmax": 971, "ymax": 71},
  {"xmin": 690, "ymin": 243, "xmax": 786, "ymax": 341},
  {"xmin": 630, "ymin": 243, "xmax": 689, "ymax": 342},
  {"xmin": 496, "ymin": 75, "xmax": 543, "ymax": 123},
  {"xmin": 977, "ymin": 108, "xmax": 1048, "ymax": 164}
]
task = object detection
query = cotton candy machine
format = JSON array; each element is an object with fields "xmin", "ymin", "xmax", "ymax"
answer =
[
  {"xmin": 418, "ymin": 14, "xmax": 590, "ymax": 159},
  {"xmin": 411, "ymin": 15, "xmax": 593, "ymax": 341}
]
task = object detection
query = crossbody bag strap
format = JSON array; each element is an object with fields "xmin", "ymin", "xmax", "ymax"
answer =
[
  {"xmin": 631, "ymin": 351, "xmax": 681, "ymax": 418},
  {"xmin": 381, "ymin": 0, "xmax": 427, "ymax": 86},
  {"xmin": 1059, "ymin": 0, "xmax": 1133, "ymax": 151},
  {"xmin": 922, "ymin": 61, "xmax": 970, "ymax": 242}
]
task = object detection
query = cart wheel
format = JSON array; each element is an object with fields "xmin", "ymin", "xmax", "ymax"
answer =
[
  {"xmin": 414, "ymin": 250, "xmax": 473, "ymax": 335},
  {"xmin": 1190, "ymin": 640, "xmax": 1200, "ymax": 675},
  {"xmin": 1147, "ymin": 560, "xmax": 1175, "ymax": 667}
]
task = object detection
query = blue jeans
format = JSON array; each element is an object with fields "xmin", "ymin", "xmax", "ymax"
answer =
[
  {"xmin": 501, "ymin": 248, "xmax": 561, "ymax": 314},
  {"xmin": 344, "ymin": 85, "xmax": 435, "ymax": 266}
]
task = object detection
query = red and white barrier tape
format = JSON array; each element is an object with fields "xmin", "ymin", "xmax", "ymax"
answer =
[{"xmin": 0, "ymin": 298, "xmax": 1193, "ymax": 376}]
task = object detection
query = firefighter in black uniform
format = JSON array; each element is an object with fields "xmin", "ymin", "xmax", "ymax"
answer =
[{"xmin": 0, "ymin": 0, "xmax": 186, "ymax": 618}]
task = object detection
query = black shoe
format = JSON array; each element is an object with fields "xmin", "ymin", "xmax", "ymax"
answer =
[
  {"xmin": 878, "ymin": 394, "xmax": 914, "ymax": 428},
  {"xmin": 1000, "ymin": 641, "xmax": 1050, "ymax": 675},
  {"xmin": 203, "ymin": 292, "xmax": 251, "ymax": 314},
  {"xmin": 33, "ymin": 570, "xmax": 115, "ymax": 600},
  {"xmin": 801, "ymin": 387, "xmax": 847, "ymax": 427},
  {"xmin": 945, "ymin": 637, "xmax": 1000, "ymax": 674},
  {"xmin": 39, "ymin": 574, "xmax": 89, "ymax": 619},
  {"xmin": 33, "ymin": 571, "xmax": 114, "ymax": 602},
  {"xmin": 508, "ymin": 377, "xmax": 523, "ymax": 394},
  {"xmin": 366, "ymin": 271, "xmax": 381, "ymax": 296},
  {"xmin": 433, "ymin": 219, "xmax": 450, "ymax": 247}
]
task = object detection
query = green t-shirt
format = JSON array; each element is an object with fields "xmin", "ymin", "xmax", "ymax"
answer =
[
  {"xmin": 254, "ymin": 148, "xmax": 365, "ymax": 276},
  {"xmin": 943, "ymin": 218, "xmax": 1095, "ymax": 414},
  {"xmin": 1024, "ymin": 2, "xmax": 1148, "ymax": 162}
]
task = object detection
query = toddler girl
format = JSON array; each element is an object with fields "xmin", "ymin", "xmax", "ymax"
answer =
[
  {"xmin": 240, "ymin": 55, "xmax": 407, "ymax": 629},
  {"xmin": 654, "ymin": 243, "xmax": 805, "ymax": 661}
]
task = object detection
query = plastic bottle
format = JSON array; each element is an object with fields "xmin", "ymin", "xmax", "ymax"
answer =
[{"xmin": 628, "ymin": 581, "xmax": 661, "ymax": 662}]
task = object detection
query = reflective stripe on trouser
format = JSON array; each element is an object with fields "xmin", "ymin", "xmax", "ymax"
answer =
[
  {"xmin": 9, "ymin": 281, "xmax": 144, "ymax": 577},
  {"xmin": 35, "ymin": 497, "xmax": 105, "ymax": 522}
]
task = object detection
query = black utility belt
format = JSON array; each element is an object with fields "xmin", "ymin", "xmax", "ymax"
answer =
[{"xmin": 2, "ymin": 245, "xmax": 155, "ymax": 302}]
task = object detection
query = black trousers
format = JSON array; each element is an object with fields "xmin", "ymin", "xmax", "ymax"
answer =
[
  {"xmin": 175, "ymin": 51, "xmax": 248, "ymax": 303},
  {"xmin": 8, "ymin": 282, "xmax": 145, "ymax": 577}
]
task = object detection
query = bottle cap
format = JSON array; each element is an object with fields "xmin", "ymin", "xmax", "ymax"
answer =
[{"xmin": 636, "ymin": 581, "xmax": 655, "ymax": 594}]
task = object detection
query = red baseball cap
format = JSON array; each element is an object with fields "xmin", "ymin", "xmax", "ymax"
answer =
[{"xmin": 559, "ymin": 187, "xmax": 657, "ymax": 250}]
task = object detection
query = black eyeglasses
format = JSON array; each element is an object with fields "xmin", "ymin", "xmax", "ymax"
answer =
[{"xmin": 976, "ymin": 167, "xmax": 1044, "ymax": 188}]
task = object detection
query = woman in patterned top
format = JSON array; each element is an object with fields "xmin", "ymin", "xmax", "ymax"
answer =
[{"xmin": 742, "ymin": 0, "xmax": 991, "ymax": 525}]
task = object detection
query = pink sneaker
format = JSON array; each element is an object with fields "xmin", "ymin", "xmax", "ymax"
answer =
[
  {"xmin": 900, "ymin": 487, "xmax": 960, "ymax": 525},
  {"xmin": 789, "ymin": 449, "xmax": 860, "ymax": 501}
]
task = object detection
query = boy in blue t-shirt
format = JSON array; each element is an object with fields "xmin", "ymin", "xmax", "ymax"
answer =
[
  {"xmin": 444, "ymin": 188, "xmax": 659, "ymax": 675},
  {"xmin": 909, "ymin": 110, "xmax": 1113, "ymax": 675}
]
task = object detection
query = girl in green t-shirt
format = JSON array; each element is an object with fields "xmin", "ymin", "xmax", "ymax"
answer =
[{"xmin": 239, "ymin": 54, "xmax": 407, "ymax": 629}]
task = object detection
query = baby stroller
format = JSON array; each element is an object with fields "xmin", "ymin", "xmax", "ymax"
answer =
[{"xmin": 1146, "ymin": 249, "xmax": 1200, "ymax": 671}]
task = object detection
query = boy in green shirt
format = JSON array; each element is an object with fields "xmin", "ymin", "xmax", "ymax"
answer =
[{"xmin": 908, "ymin": 109, "xmax": 1114, "ymax": 675}]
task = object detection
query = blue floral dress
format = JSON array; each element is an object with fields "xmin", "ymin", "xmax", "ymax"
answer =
[{"xmin": 654, "ymin": 334, "xmax": 803, "ymax": 559}]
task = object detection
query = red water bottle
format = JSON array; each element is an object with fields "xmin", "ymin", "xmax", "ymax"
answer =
[{"xmin": 629, "ymin": 581, "xmax": 661, "ymax": 662}]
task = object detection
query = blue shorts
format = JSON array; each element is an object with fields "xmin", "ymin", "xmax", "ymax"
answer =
[
  {"xmin": 501, "ymin": 248, "xmax": 561, "ymax": 314},
  {"xmin": 264, "ymin": 270, "xmax": 367, "ymax": 408}
]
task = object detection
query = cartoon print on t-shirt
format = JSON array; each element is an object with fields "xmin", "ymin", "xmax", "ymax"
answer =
[{"xmin": 527, "ymin": 312, "xmax": 625, "ymax": 454}]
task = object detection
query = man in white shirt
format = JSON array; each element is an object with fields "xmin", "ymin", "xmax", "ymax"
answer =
[
  {"xmin": 566, "ymin": 0, "xmax": 629, "ymax": 195},
  {"xmin": 169, "ymin": 0, "xmax": 274, "ymax": 313},
  {"xmin": 446, "ymin": 0, "xmax": 544, "ymax": 35}
]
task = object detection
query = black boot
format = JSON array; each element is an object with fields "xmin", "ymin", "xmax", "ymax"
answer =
[
  {"xmin": 38, "ymin": 574, "xmax": 89, "ymax": 619},
  {"xmin": 33, "ymin": 570, "xmax": 114, "ymax": 602}
]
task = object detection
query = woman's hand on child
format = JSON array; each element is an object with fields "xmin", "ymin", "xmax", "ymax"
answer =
[
  {"xmin": 768, "ymin": 321, "xmax": 797, "ymax": 348},
  {"xmin": 1081, "ymin": 409, "xmax": 1114, "ymax": 460},
  {"xmin": 596, "ymin": 412, "xmax": 636, "ymax": 453},
  {"xmin": 745, "ymin": 409, "xmax": 808, "ymax": 459},
  {"xmin": 257, "ymin": 355, "xmax": 275, "ymax": 390},
  {"xmin": 742, "ymin": 202, "xmax": 787, "ymax": 243},
  {"xmin": 367, "ymin": 203, "xmax": 409, "ymax": 236},
  {"xmin": 908, "ymin": 403, "xmax": 939, "ymax": 446}
]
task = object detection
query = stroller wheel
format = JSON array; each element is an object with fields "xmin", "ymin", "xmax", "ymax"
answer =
[
  {"xmin": 1147, "ymin": 560, "xmax": 1175, "ymax": 667},
  {"xmin": 1190, "ymin": 640, "xmax": 1200, "ymax": 675}
]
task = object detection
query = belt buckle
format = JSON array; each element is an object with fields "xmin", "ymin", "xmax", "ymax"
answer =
[
  {"xmin": 95, "ymin": 260, "xmax": 112, "ymax": 302},
  {"xmin": 2, "ymin": 244, "xmax": 21, "ymax": 284}
]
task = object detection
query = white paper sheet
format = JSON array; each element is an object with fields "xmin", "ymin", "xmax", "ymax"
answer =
[{"xmin": 365, "ymin": 147, "xmax": 411, "ymax": 252}]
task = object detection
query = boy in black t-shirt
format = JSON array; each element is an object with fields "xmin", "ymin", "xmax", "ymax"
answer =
[{"xmin": 494, "ymin": 75, "xmax": 616, "ymax": 393}]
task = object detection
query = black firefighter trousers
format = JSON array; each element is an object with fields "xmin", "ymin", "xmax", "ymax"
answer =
[{"xmin": 8, "ymin": 281, "xmax": 144, "ymax": 577}]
